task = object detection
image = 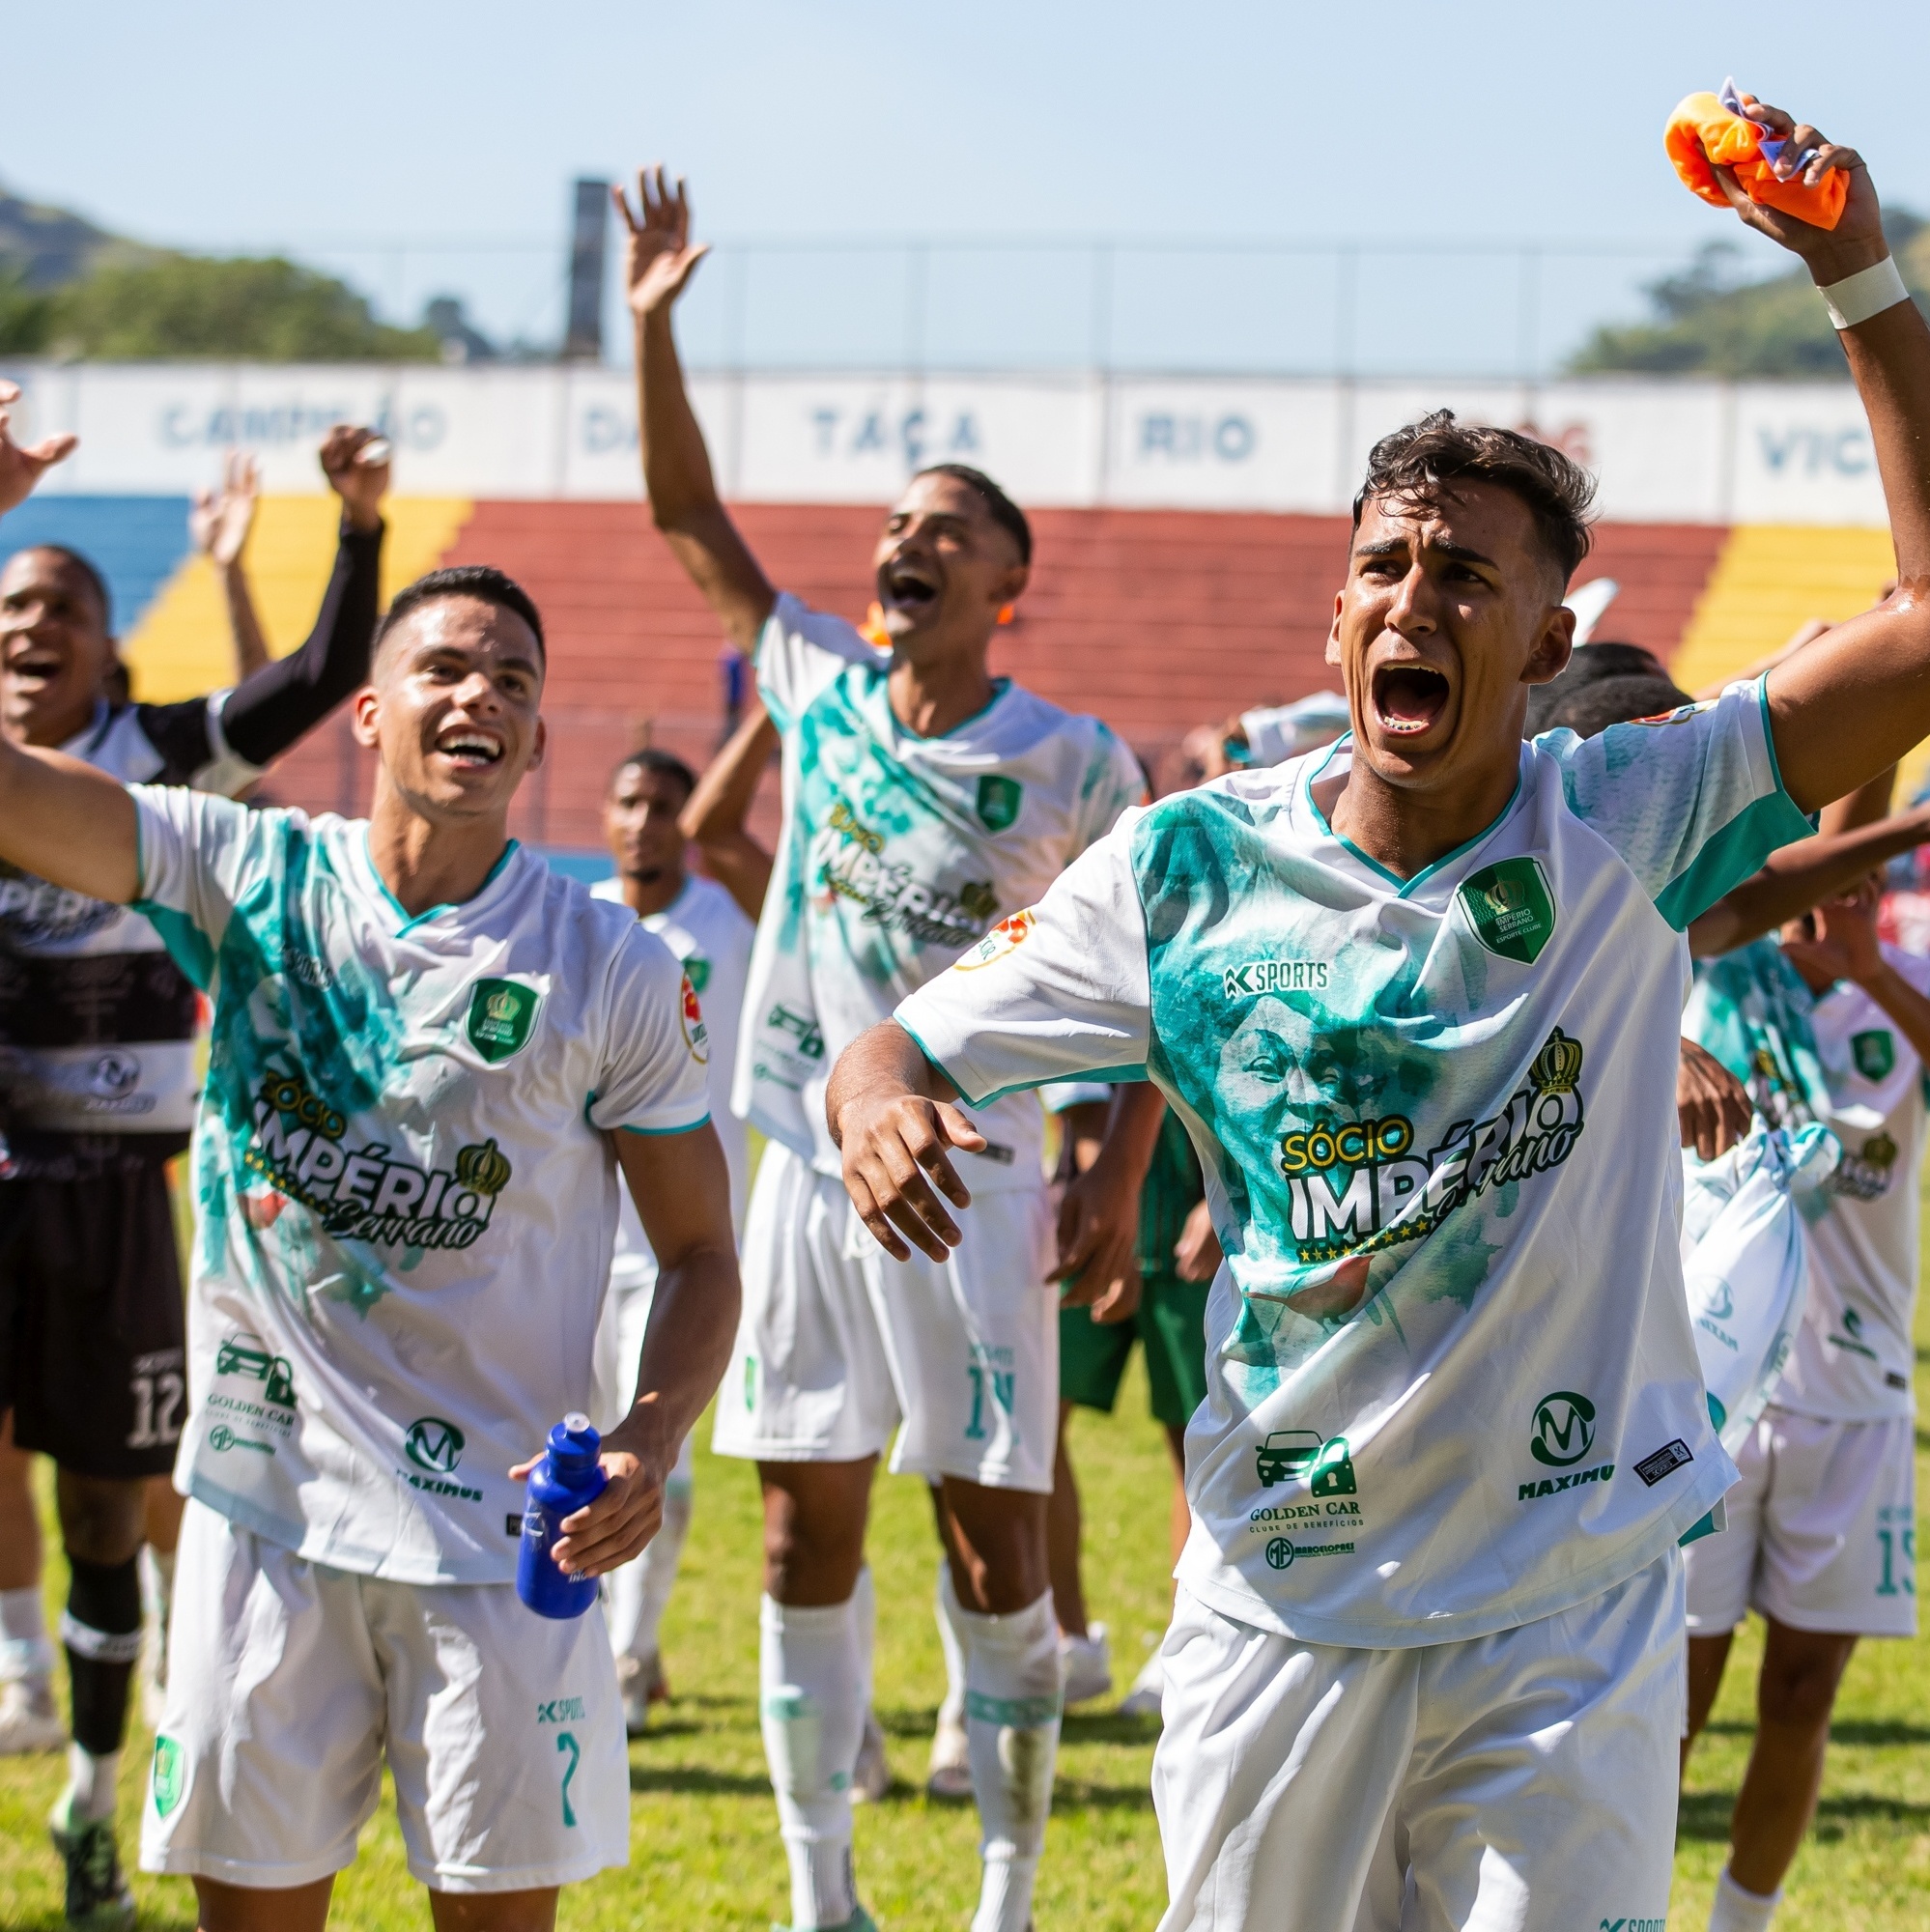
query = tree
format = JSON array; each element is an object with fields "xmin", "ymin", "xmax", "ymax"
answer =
[{"xmin": 1569, "ymin": 213, "xmax": 1930, "ymax": 379}]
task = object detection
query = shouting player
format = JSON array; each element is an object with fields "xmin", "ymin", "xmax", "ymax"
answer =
[
  {"xmin": 0, "ymin": 561, "xmax": 741, "ymax": 1932},
  {"xmin": 590, "ymin": 746, "xmax": 754, "ymax": 1731},
  {"xmin": 619, "ymin": 166, "xmax": 1145, "ymax": 1932},
  {"xmin": 827, "ymin": 100, "xmax": 1930, "ymax": 1930}
]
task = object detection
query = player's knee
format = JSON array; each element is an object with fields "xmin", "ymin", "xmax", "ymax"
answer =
[
  {"xmin": 57, "ymin": 1472, "xmax": 147, "ymax": 1565},
  {"xmin": 1758, "ymin": 1645, "xmax": 1852, "ymax": 1730}
]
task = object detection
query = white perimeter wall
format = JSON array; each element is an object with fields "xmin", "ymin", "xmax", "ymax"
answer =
[{"xmin": 0, "ymin": 361, "xmax": 1891, "ymax": 525}]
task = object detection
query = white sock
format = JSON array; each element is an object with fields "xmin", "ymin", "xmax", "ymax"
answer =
[
  {"xmin": 64, "ymin": 1743, "xmax": 119, "ymax": 1823},
  {"xmin": 959, "ymin": 1589, "xmax": 1062, "ymax": 1932},
  {"xmin": 1709, "ymin": 1867, "xmax": 1781, "ymax": 1932},
  {"xmin": 935, "ymin": 1559, "xmax": 971, "ymax": 1727},
  {"xmin": 853, "ymin": 1562, "xmax": 876, "ymax": 1719},
  {"xmin": 140, "ymin": 1547, "xmax": 176, "ymax": 1682},
  {"xmin": 760, "ymin": 1593, "xmax": 863, "ymax": 1930},
  {"xmin": 0, "ymin": 1584, "xmax": 56, "ymax": 1685}
]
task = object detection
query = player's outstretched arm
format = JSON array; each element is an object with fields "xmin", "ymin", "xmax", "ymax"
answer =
[
  {"xmin": 680, "ymin": 698, "xmax": 781, "ymax": 919},
  {"xmin": 615, "ymin": 167, "xmax": 775, "ymax": 652},
  {"xmin": 1688, "ymin": 797, "xmax": 1930, "ymax": 957},
  {"xmin": 548, "ymin": 1122, "xmax": 742, "ymax": 1577},
  {"xmin": 190, "ymin": 451, "xmax": 270, "ymax": 681},
  {"xmin": 0, "ymin": 380, "xmax": 76, "ymax": 518},
  {"xmin": 0, "ymin": 733, "xmax": 139, "ymax": 904},
  {"xmin": 829, "ymin": 1020, "xmax": 987, "ymax": 1262},
  {"xmin": 1716, "ymin": 105, "xmax": 1930, "ymax": 807}
]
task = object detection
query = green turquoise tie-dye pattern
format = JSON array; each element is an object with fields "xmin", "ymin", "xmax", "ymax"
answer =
[{"xmin": 1685, "ymin": 938, "xmax": 1833, "ymax": 1133}]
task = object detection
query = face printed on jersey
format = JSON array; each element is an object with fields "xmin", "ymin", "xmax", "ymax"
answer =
[
  {"xmin": 0, "ymin": 547, "xmax": 117, "ymax": 749},
  {"xmin": 1326, "ymin": 483, "xmax": 1572, "ymax": 796},
  {"xmin": 869, "ymin": 471, "xmax": 1027, "ymax": 655},
  {"xmin": 355, "ymin": 595, "xmax": 546, "ymax": 821}
]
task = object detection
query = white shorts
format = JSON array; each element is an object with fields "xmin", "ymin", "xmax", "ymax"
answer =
[
  {"xmin": 1684, "ymin": 1406, "xmax": 1917, "ymax": 1638},
  {"xmin": 1153, "ymin": 1553, "xmax": 1685, "ymax": 1932},
  {"xmin": 141, "ymin": 1500, "xmax": 629, "ymax": 1893},
  {"xmin": 711, "ymin": 1138, "xmax": 1057, "ymax": 1492}
]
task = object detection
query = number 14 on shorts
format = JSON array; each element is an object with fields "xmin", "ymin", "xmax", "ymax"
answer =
[{"xmin": 964, "ymin": 1360, "xmax": 1015, "ymax": 1441}]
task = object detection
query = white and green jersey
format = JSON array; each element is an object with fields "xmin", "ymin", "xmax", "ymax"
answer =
[
  {"xmin": 737, "ymin": 591, "xmax": 1144, "ymax": 1187},
  {"xmin": 899, "ymin": 684, "xmax": 1810, "ymax": 1645},
  {"xmin": 1684, "ymin": 937, "xmax": 1833, "ymax": 1133},
  {"xmin": 1775, "ymin": 947, "xmax": 1930, "ymax": 1422},
  {"xmin": 592, "ymin": 871, "xmax": 754, "ymax": 1276},
  {"xmin": 132, "ymin": 789, "xmax": 711, "ymax": 1584}
]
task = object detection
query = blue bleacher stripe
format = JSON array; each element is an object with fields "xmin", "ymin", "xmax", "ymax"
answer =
[{"xmin": 0, "ymin": 496, "xmax": 194, "ymax": 636}]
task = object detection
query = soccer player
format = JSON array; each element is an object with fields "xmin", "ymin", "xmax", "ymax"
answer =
[
  {"xmin": 618, "ymin": 165, "xmax": 1146, "ymax": 1932},
  {"xmin": 826, "ymin": 101, "xmax": 1930, "ymax": 1928},
  {"xmin": 590, "ymin": 746, "xmax": 754, "ymax": 1731},
  {"xmin": 0, "ymin": 560, "xmax": 740, "ymax": 1932},
  {"xmin": 0, "ymin": 416, "xmax": 393, "ymax": 1921}
]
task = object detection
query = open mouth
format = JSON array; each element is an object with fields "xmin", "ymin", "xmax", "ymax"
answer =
[
  {"xmin": 1370, "ymin": 664, "xmax": 1451, "ymax": 739},
  {"xmin": 5, "ymin": 649, "xmax": 64, "ymax": 691},
  {"xmin": 435, "ymin": 728, "xmax": 504, "ymax": 769},
  {"xmin": 880, "ymin": 558, "xmax": 940, "ymax": 616}
]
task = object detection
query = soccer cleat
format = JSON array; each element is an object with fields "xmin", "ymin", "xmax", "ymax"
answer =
[
  {"xmin": 1118, "ymin": 1649, "xmax": 1165, "ymax": 1720},
  {"xmin": 926, "ymin": 1703, "xmax": 973, "ymax": 1799},
  {"xmin": 1060, "ymin": 1621, "xmax": 1113, "ymax": 1706},
  {"xmin": 851, "ymin": 1710, "xmax": 890, "ymax": 1803},
  {"xmin": 48, "ymin": 1797, "xmax": 136, "ymax": 1931},
  {"xmin": 773, "ymin": 1910, "xmax": 878, "ymax": 1932},
  {"xmin": 0, "ymin": 1676, "xmax": 66, "ymax": 1755},
  {"xmin": 616, "ymin": 1651, "xmax": 670, "ymax": 1737}
]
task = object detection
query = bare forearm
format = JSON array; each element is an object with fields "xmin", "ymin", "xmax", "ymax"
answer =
[
  {"xmin": 219, "ymin": 562, "xmax": 270, "ymax": 682},
  {"xmin": 624, "ymin": 1244, "xmax": 740, "ymax": 1456},
  {"xmin": 827, "ymin": 1019, "xmax": 957, "ymax": 1147},
  {"xmin": 1098, "ymin": 1081, "xmax": 1168, "ymax": 1185},
  {"xmin": 1689, "ymin": 809, "xmax": 1930, "ymax": 956},
  {"xmin": 0, "ymin": 738, "xmax": 139, "ymax": 901}
]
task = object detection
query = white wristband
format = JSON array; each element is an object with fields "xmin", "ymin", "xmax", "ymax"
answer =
[{"xmin": 1820, "ymin": 255, "xmax": 1910, "ymax": 330}]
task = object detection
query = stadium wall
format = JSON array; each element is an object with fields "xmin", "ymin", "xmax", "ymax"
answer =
[{"xmin": 0, "ymin": 362, "xmax": 1909, "ymax": 843}]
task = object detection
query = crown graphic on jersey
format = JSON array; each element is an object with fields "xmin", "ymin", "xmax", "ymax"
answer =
[
  {"xmin": 485, "ymin": 989, "xmax": 519, "ymax": 1023},
  {"xmin": 455, "ymin": 1139, "xmax": 513, "ymax": 1197},
  {"xmin": 1529, "ymin": 1029, "xmax": 1584, "ymax": 1095}
]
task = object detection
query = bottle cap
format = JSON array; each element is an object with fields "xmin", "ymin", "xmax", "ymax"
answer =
[{"xmin": 549, "ymin": 1413, "xmax": 601, "ymax": 1470}]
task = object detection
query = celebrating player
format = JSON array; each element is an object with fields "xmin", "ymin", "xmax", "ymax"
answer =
[
  {"xmin": 589, "ymin": 747, "xmax": 755, "ymax": 1732},
  {"xmin": 826, "ymin": 100, "xmax": 1930, "ymax": 1929},
  {"xmin": 618, "ymin": 164, "xmax": 1146, "ymax": 1932},
  {"xmin": 0, "ymin": 418, "xmax": 393, "ymax": 1924},
  {"xmin": 0, "ymin": 560, "xmax": 741, "ymax": 1932}
]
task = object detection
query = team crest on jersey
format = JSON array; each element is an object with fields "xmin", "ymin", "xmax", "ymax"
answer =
[
  {"xmin": 680, "ymin": 973, "xmax": 709, "ymax": 1064},
  {"xmin": 977, "ymin": 774, "xmax": 1024, "ymax": 833},
  {"xmin": 467, "ymin": 979, "xmax": 540, "ymax": 1064},
  {"xmin": 1852, "ymin": 1029, "xmax": 1896, "ymax": 1082},
  {"xmin": 957, "ymin": 909, "xmax": 1036, "ymax": 971},
  {"xmin": 1829, "ymin": 1129, "xmax": 1899, "ymax": 1202},
  {"xmin": 151, "ymin": 1735, "xmax": 184, "ymax": 1817},
  {"xmin": 683, "ymin": 954, "xmax": 711, "ymax": 995},
  {"xmin": 1631, "ymin": 701, "xmax": 1711, "ymax": 726},
  {"xmin": 1458, "ymin": 857, "xmax": 1556, "ymax": 965}
]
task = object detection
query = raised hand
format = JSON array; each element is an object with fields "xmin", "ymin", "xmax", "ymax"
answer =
[
  {"xmin": 612, "ymin": 165, "xmax": 710, "ymax": 323},
  {"xmin": 318, "ymin": 423, "xmax": 388, "ymax": 534},
  {"xmin": 189, "ymin": 451, "xmax": 261, "ymax": 568},
  {"xmin": 1717, "ymin": 99, "xmax": 1887, "ymax": 282},
  {"xmin": 1784, "ymin": 879, "xmax": 1886, "ymax": 987},
  {"xmin": 0, "ymin": 381, "xmax": 77, "ymax": 518}
]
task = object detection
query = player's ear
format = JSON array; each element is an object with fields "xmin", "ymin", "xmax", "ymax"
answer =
[
  {"xmin": 1524, "ymin": 601, "xmax": 1575, "ymax": 688},
  {"xmin": 526, "ymin": 714, "xmax": 548, "ymax": 773},
  {"xmin": 350, "ymin": 683, "xmax": 381, "ymax": 751},
  {"xmin": 996, "ymin": 561, "xmax": 1029, "ymax": 610},
  {"xmin": 1325, "ymin": 589, "xmax": 1344, "ymax": 668}
]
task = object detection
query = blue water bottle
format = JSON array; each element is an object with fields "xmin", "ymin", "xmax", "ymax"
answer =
[{"xmin": 517, "ymin": 1412, "xmax": 609, "ymax": 1619}]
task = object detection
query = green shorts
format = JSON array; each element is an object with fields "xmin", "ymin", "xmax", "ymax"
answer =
[{"xmin": 1060, "ymin": 1272, "xmax": 1209, "ymax": 1431}]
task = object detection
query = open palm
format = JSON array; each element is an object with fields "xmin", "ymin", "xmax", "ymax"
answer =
[
  {"xmin": 189, "ymin": 451, "xmax": 261, "ymax": 568},
  {"xmin": 613, "ymin": 165, "xmax": 710, "ymax": 321},
  {"xmin": 0, "ymin": 381, "xmax": 77, "ymax": 518}
]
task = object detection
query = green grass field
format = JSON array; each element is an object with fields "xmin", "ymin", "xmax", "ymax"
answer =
[{"xmin": 4, "ymin": 1266, "xmax": 1927, "ymax": 1925}]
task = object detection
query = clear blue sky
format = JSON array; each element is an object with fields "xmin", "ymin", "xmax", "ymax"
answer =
[{"xmin": 9, "ymin": 1, "xmax": 1927, "ymax": 372}]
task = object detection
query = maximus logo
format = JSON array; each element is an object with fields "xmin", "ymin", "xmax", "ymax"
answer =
[
  {"xmin": 1530, "ymin": 1390, "xmax": 1596, "ymax": 1467},
  {"xmin": 405, "ymin": 1416, "xmax": 465, "ymax": 1474}
]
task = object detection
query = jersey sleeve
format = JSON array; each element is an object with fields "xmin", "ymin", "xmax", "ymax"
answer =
[
  {"xmin": 755, "ymin": 592, "xmax": 880, "ymax": 731},
  {"xmin": 1547, "ymin": 678, "xmax": 1815, "ymax": 930},
  {"xmin": 895, "ymin": 818, "xmax": 1152, "ymax": 1105},
  {"xmin": 128, "ymin": 783, "xmax": 275, "ymax": 984},
  {"xmin": 589, "ymin": 924, "xmax": 715, "ymax": 1136},
  {"xmin": 1072, "ymin": 724, "xmax": 1150, "ymax": 856}
]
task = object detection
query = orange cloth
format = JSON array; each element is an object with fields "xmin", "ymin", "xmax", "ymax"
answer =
[{"xmin": 1665, "ymin": 90, "xmax": 1846, "ymax": 230}]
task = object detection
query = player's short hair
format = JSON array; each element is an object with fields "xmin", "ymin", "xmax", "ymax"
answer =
[
  {"xmin": 610, "ymin": 746, "xmax": 697, "ymax": 802},
  {"xmin": 1541, "ymin": 672, "xmax": 1692, "ymax": 740},
  {"xmin": 1354, "ymin": 411, "xmax": 1595, "ymax": 584},
  {"xmin": 12, "ymin": 544, "xmax": 113, "ymax": 628},
  {"xmin": 1523, "ymin": 640, "xmax": 1670, "ymax": 737},
  {"xmin": 376, "ymin": 565, "xmax": 546, "ymax": 661},
  {"xmin": 913, "ymin": 463, "xmax": 1033, "ymax": 565}
]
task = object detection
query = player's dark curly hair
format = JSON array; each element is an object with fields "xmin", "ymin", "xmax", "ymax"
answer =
[
  {"xmin": 377, "ymin": 564, "xmax": 546, "ymax": 658},
  {"xmin": 1353, "ymin": 411, "xmax": 1596, "ymax": 582},
  {"xmin": 915, "ymin": 463, "xmax": 1033, "ymax": 565}
]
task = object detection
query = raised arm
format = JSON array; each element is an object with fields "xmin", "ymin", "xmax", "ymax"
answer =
[
  {"xmin": 0, "ymin": 380, "xmax": 77, "ymax": 518},
  {"xmin": 0, "ymin": 731, "xmax": 139, "ymax": 904},
  {"xmin": 1781, "ymin": 882, "xmax": 1930, "ymax": 1070},
  {"xmin": 190, "ymin": 451, "xmax": 270, "ymax": 681},
  {"xmin": 680, "ymin": 698, "xmax": 780, "ymax": 918},
  {"xmin": 615, "ymin": 168, "xmax": 775, "ymax": 652},
  {"xmin": 1688, "ymin": 795, "xmax": 1930, "ymax": 957},
  {"xmin": 1714, "ymin": 106, "xmax": 1930, "ymax": 807}
]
